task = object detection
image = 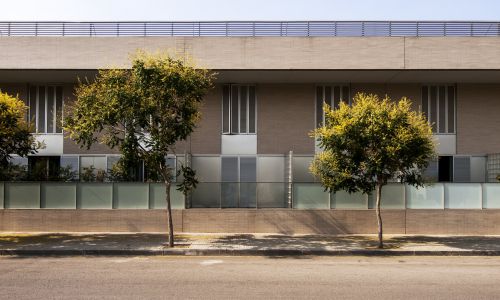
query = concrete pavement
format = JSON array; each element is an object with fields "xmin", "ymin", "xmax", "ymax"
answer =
[{"xmin": 2, "ymin": 233, "xmax": 500, "ymax": 256}]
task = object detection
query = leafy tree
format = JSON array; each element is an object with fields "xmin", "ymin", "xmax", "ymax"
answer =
[
  {"xmin": 310, "ymin": 93, "xmax": 435, "ymax": 248},
  {"xmin": 65, "ymin": 52, "xmax": 214, "ymax": 247},
  {"xmin": 0, "ymin": 91, "xmax": 39, "ymax": 169}
]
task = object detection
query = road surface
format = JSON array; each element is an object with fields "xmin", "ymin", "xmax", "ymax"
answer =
[{"xmin": 1, "ymin": 256, "xmax": 499, "ymax": 299}]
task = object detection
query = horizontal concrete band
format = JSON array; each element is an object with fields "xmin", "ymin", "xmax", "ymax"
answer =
[
  {"xmin": 1, "ymin": 37, "xmax": 500, "ymax": 70},
  {"xmin": 1, "ymin": 209, "xmax": 500, "ymax": 235}
]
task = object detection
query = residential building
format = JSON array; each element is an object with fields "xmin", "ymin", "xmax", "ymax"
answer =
[{"xmin": 1, "ymin": 21, "xmax": 500, "ymax": 211}]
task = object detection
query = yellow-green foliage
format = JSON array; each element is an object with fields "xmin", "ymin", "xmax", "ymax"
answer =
[
  {"xmin": 0, "ymin": 91, "xmax": 36, "ymax": 167},
  {"xmin": 310, "ymin": 93, "xmax": 436, "ymax": 194}
]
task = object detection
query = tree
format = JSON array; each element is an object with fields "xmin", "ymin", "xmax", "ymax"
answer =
[
  {"xmin": 310, "ymin": 93, "xmax": 435, "ymax": 248},
  {"xmin": 64, "ymin": 52, "xmax": 215, "ymax": 247},
  {"xmin": 0, "ymin": 91, "xmax": 38, "ymax": 169}
]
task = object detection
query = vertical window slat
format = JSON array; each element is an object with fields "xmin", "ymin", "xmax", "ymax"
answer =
[
  {"xmin": 421, "ymin": 86, "xmax": 428, "ymax": 122},
  {"xmin": 231, "ymin": 85, "xmax": 239, "ymax": 133},
  {"xmin": 47, "ymin": 86, "xmax": 55, "ymax": 133},
  {"xmin": 240, "ymin": 86, "xmax": 247, "ymax": 133},
  {"xmin": 316, "ymin": 86, "xmax": 323, "ymax": 127},
  {"xmin": 38, "ymin": 86, "xmax": 46, "ymax": 133},
  {"xmin": 55, "ymin": 86, "xmax": 63, "ymax": 133},
  {"xmin": 222, "ymin": 85, "xmax": 230, "ymax": 134},
  {"xmin": 333, "ymin": 86, "xmax": 340, "ymax": 109},
  {"xmin": 448, "ymin": 86, "xmax": 455, "ymax": 133},
  {"xmin": 430, "ymin": 86, "xmax": 437, "ymax": 133},
  {"xmin": 29, "ymin": 86, "xmax": 37, "ymax": 133},
  {"xmin": 438, "ymin": 86, "xmax": 446, "ymax": 133},
  {"xmin": 248, "ymin": 86, "xmax": 256, "ymax": 133},
  {"xmin": 341, "ymin": 86, "xmax": 350, "ymax": 105}
]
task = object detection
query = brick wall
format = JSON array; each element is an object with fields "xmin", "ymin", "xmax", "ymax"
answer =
[
  {"xmin": 457, "ymin": 84, "xmax": 500, "ymax": 155},
  {"xmin": 2, "ymin": 209, "xmax": 500, "ymax": 235}
]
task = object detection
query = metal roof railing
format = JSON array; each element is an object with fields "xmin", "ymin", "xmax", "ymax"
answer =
[{"xmin": 0, "ymin": 21, "xmax": 499, "ymax": 37}]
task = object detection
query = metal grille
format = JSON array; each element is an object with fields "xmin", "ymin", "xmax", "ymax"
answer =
[{"xmin": 0, "ymin": 21, "xmax": 499, "ymax": 37}]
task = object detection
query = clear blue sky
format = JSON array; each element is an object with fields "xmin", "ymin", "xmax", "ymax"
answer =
[{"xmin": 0, "ymin": 0, "xmax": 499, "ymax": 21}]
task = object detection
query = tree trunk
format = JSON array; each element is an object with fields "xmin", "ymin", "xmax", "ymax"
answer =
[
  {"xmin": 165, "ymin": 181, "xmax": 174, "ymax": 247},
  {"xmin": 375, "ymin": 183, "xmax": 384, "ymax": 249}
]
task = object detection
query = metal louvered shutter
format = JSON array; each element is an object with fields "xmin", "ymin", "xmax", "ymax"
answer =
[{"xmin": 454, "ymin": 156, "xmax": 471, "ymax": 182}]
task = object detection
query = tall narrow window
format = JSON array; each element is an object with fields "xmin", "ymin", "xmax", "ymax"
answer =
[
  {"xmin": 421, "ymin": 85, "xmax": 456, "ymax": 134},
  {"xmin": 316, "ymin": 85, "xmax": 350, "ymax": 127},
  {"xmin": 222, "ymin": 84, "xmax": 256, "ymax": 134},
  {"xmin": 28, "ymin": 85, "xmax": 63, "ymax": 133}
]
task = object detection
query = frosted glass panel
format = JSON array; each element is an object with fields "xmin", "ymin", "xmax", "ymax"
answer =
[
  {"xmin": 380, "ymin": 184, "xmax": 405, "ymax": 209},
  {"xmin": 293, "ymin": 183, "xmax": 329, "ymax": 209},
  {"xmin": 80, "ymin": 156, "xmax": 107, "ymax": 173},
  {"xmin": 483, "ymin": 184, "xmax": 500, "ymax": 209},
  {"xmin": 77, "ymin": 183, "xmax": 113, "ymax": 209},
  {"xmin": 191, "ymin": 156, "xmax": 220, "ymax": 182},
  {"xmin": 257, "ymin": 183, "xmax": 286, "ymax": 208},
  {"xmin": 113, "ymin": 183, "xmax": 149, "ymax": 209},
  {"xmin": 0, "ymin": 182, "xmax": 4, "ymax": 209},
  {"xmin": 41, "ymin": 183, "xmax": 77, "ymax": 209},
  {"xmin": 240, "ymin": 182, "xmax": 257, "ymax": 208},
  {"xmin": 293, "ymin": 156, "xmax": 315, "ymax": 182},
  {"xmin": 406, "ymin": 184, "xmax": 444, "ymax": 209},
  {"xmin": 221, "ymin": 182, "xmax": 239, "ymax": 208},
  {"xmin": 333, "ymin": 190, "xmax": 368, "ymax": 209},
  {"xmin": 444, "ymin": 183, "xmax": 481, "ymax": 209},
  {"xmin": 150, "ymin": 183, "xmax": 184, "ymax": 209},
  {"xmin": 5, "ymin": 182, "xmax": 40, "ymax": 208},
  {"xmin": 257, "ymin": 156, "xmax": 285, "ymax": 182},
  {"xmin": 191, "ymin": 183, "xmax": 220, "ymax": 208}
]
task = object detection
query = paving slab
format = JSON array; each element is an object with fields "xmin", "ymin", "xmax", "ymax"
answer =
[{"xmin": 1, "ymin": 233, "xmax": 500, "ymax": 256}]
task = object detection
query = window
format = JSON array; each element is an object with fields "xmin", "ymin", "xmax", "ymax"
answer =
[
  {"xmin": 421, "ymin": 85, "xmax": 455, "ymax": 134},
  {"xmin": 222, "ymin": 85, "xmax": 256, "ymax": 134},
  {"xmin": 28, "ymin": 156, "xmax": 61, "ymax": 180},
  {"xmin": 28, "ymin": 85, "xmax": 63, "ymax": 133},
  {"xmin": 316, "ymin": 85, "xmax": 350, "ymax": 127}
]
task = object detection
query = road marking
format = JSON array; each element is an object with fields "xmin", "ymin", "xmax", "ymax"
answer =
[
  {"xmin": 110, "ymin": 257, "xmax": 148, "ymax": 263},
  {"xmin": 200, "ymin": 259, "xmax": 223, "ymax": 266}
]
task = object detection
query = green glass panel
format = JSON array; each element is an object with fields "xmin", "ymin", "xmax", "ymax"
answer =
[
  {"xmin": 5, "ymin": 182, "xmax": 40, "ymax": 208},
  {"xmin": 333, "ymin": 190, "xmax": 368, "ymax": 209},
  {"xmin": 293, "ymin": 183, "xmax": 329, "ymax": 209},
  {"xmin": 0, "ymin": 182, "xmax": 4, "ymax": 209},
  {"xmin": 380, "ymin": 184, "xmax": 405, "ymax": 209},
  {"xmin": 483, "ymin": 184, "xmax": 500, "ymax": 209},
  {"xmin": 77, "ymin": 183, "xmax": 112, "ymax": 209},
  {"xmin": 113, "ymin": 183, "xmax": 149, "ymax": 209},
  {"xmin": 406, "ymin": 184, "xmax": 444, "ymax": 209},
  {"xmin": 149, "ymin": 183, "xmax": 184, "ymax": 209},
  {"xmin": 257, "ymin": 183, "xmax": 286, "ymax": 208},
  {"xmin": 444, "ymin": 183, "xmax": 482, "ymax": 209},
  {"xmin": 41, "ymin": 182, "xmax": 77, "ymax": 209},
  {"xmin": 191, "ymin": 183, "xmax": 220, "ymax": 208}
]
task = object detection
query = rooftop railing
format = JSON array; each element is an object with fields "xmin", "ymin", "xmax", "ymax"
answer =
[{"xmin": 0, "ymin": 21, "xmax": 499, "ymax": 37}]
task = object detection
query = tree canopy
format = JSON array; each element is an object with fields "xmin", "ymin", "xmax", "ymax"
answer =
[
  {"xmin": 64, "ymin": 52, "xmax": 215, "ymax": 246},
  {"xmin": 0, "ymin": 91, "xmax": 38, "ymax": 168},
  {"xmin": 310, "ymin": 93, "xmax": 435, "ymax": 248}
]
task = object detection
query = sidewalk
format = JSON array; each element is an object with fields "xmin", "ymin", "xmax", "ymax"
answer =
[{"xmin": 1, "ymin": 233, "xmax": 500, "ymax": 256}]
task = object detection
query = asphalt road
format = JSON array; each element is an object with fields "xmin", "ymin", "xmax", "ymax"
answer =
[{"xmin": 1, "ymin": 256, "xmax": 500, "ymax": 299}]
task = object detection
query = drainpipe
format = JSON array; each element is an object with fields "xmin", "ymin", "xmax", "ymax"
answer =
[{"xmin": 287, "ymin": 150, "xmax": 293, "ymax": 209}]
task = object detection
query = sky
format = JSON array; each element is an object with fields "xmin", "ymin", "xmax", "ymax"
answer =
[{"xmin": 0, "ymin": 0, "xmax": 499, "ymax": 21}]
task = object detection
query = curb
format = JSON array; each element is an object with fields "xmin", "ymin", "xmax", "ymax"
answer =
[{"xmin": 2, "ymin": 249, "xmax": 500, "ymax": 257}]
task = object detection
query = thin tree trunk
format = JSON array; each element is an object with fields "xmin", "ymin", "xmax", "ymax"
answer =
[
  {"xmin": 375, "ymin": 183, "xmax": 384, "ymax": 249},
  {"xmin": 165, "ymin": 181, "xmax": 174, "ymax": 247}
]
